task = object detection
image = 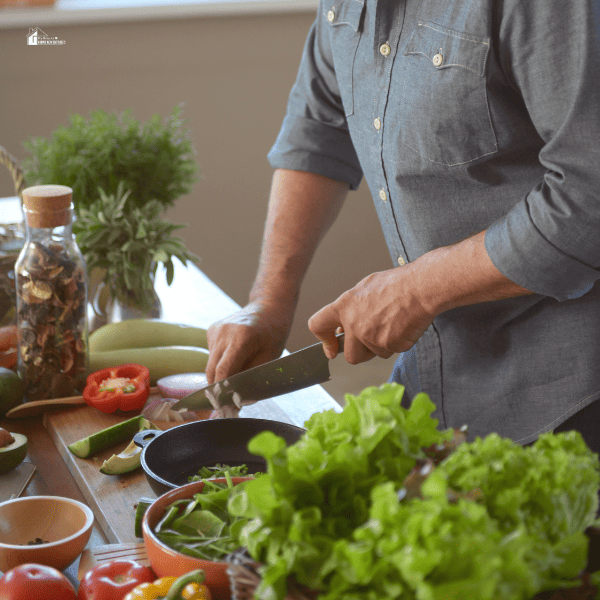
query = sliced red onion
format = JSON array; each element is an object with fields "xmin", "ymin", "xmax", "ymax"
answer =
[
  {"xmin": 157, "ymin": 373, "xmax": 208, "ymax": 399},
  {"xmin": 232, "ymin": 391, "xmax": 242, "ymax": 409},
  {"xmin": 204, "ymin": 387, "xmax": 219, "ymax": 409},
  {"xmin": 142, "ymin": 397, "xmax": 197, "ymax": 422},
  {"xmin": 209, "ymin": 405, "xmax": 240, "ymax": 419}
]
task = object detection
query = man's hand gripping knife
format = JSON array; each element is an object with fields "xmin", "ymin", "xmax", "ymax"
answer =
[{"xmin": 308, "ymin": 230, "xmax": 533, "ymax": 363}]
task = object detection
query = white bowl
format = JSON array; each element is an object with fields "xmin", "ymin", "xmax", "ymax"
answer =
[{"xmin": 0, "ymin": 495, "xmax": 94, "ymax": 572}]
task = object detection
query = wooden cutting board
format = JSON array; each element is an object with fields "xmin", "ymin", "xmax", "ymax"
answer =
[{"xmin": 43, "ymin": 394, "xmax": 197, "ymax": 545}]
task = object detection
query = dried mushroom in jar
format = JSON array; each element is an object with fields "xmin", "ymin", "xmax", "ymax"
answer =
[{"xmin": 16, "ymin": 242, "xmax": 87, "ymax": 401}]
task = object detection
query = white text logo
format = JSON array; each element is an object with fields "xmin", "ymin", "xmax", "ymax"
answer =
[{"xmin": 27, "ymin": 27, "xmax": 66, "ymax": 45}]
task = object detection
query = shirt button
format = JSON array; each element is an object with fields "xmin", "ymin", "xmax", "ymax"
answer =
[
  {"xmin": 379, "ymin": 189, "xmax": 387, "ymax": 201},
  {"xmin": 379, "ymin": 43, "xmax": 391, "ymax": 56},
  {"xmin": 327, "ymin": 9, "xmax": 335, "ymax": 22},
  {"xmin": 397, "ymin": 256, "xmax": 406, "ymax": 266},
  {"xmin": 373, "ymin": 117, "xmax": 381, "ymax": 130},
  {"xmin": 432, "ymin": 53, "xmax": 443, "ymax": 67}
]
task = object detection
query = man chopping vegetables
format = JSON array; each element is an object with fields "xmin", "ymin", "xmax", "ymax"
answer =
[{"xmin": 206, "ymin": 0, "xmax": 600, "ymax": 452}]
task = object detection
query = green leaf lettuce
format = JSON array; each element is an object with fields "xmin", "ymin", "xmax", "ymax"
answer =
[{"xmin": 228, "ymin": 384, "xmax": 452, "ymax": 596}]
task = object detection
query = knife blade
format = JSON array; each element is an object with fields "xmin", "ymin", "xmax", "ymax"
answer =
[{"xmin": 171, "ymin": 332, "xmax": 344, "ymax": 411}]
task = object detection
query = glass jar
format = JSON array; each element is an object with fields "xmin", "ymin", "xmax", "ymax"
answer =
[{"xmin": 15, "ymin": 185, "xmax": 88, "ymax": 401}]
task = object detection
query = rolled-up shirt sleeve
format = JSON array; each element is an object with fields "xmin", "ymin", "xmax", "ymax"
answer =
[
  {"xmin": 267, "ymin": 10, "xmax": 363, "ymax": 190},
  {"xmin": 485, "ymin": 0, "xmax": 600, "ymax": 301}
]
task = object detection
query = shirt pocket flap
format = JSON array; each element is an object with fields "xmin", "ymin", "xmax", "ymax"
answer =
[
  {"xmin": 405, "ymin": 21, "xmax": 490, "ymax": 77},
  {"xmin": 326, "ymin": 0, "xmax": 365, "ymax": 32}
]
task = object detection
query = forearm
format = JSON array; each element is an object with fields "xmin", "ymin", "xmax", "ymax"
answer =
[
  {"xmin": 308, "ymin": 229, "xmax": 535, "ymax": 362},
  {"xmin": 205, "ymin": 169, "xmax": 349, "ymax": 383},
  {"xmin": 249, "ymin": 168, "xmax": 349, "ymax": 315},
  {"xmin": 413, "ymin": 230, "xmax": 534, "ymax": 317}
]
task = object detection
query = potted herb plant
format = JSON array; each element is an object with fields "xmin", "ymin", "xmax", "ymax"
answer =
[
  {"xmin": 20, "ymin": 105, "xmax": 200, "ymax": 328},
  {"xmin": 21, "ymin": 105, "xmax": 198, "ymax": 215},
  {"xmin": 73, "ymin": 183, "xmax": 198, "ymax": 325}
]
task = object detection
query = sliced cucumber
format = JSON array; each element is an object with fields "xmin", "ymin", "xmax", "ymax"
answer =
[
  {"xmin": 89, "ymin": 346, "xmax": 209, "ymax": 384},
  {"xmin": 68, "ymin": 416, "xmax": 158, "ymax": 458},
  {"xmin": 100, "ymin": 439, "xmax": 143, "ymax": 475},
  {"xmin": 134, "ymin": 497, "xmax": 155, "ymax": 538},
  {"xmin": 89, "ymin": 319, "xmax": 208, "ymax": 352}
]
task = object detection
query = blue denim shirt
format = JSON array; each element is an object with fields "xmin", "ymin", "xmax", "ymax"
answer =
[{"xmin": 268, "ymin": 0, "xmax": 600, "ymax": 444}]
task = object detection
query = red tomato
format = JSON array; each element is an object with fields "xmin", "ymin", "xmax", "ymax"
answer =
[
  {"xmin": 0, "ymin": 325, "xmax": 17, "ymax": 352},
  {"xmin": 77, "ymin": 559, "xmax": 155, "ymax": 600},
  {"xmin": 0, "ymin": 563, "xmax": 77, "ymax": 600},
  {"xmin": 0, "ymin": 346, "xmax": 17, "ymax": 369},
  {"xmin": 0, "ymin": 325, "xmax": 17, "ymax": 369}
]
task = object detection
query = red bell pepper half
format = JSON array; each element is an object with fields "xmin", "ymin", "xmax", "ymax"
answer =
[{"xmin": 83, "ymin": 363, "xmax": 151, "ymax": 413}]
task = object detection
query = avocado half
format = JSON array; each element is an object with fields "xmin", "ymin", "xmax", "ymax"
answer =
[
  {"xmin": 0, "ymin": 433, "xmax": 28, "ymax": 475},
  {"xmin": 99, "ymin": 439, "xmax": 143, "ymax": 475}
]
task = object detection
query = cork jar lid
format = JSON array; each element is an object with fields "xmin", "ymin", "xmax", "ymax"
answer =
[{"xmin": 22, "ymin": 185, "xmax": 73, "ymax": 228}]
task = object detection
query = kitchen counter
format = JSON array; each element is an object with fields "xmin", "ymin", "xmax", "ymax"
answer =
[
  {"xmin": 0, "ymin": 255, "xmax": 342, "ymax": 480},
  {"xmin": 0, "ymin": 196, "xmax": 341, "ymax": 578}
]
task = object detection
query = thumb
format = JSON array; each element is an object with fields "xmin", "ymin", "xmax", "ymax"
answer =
[{"xmin": 308, "ymin": 304, "xmax": 342, "ymax": 359}]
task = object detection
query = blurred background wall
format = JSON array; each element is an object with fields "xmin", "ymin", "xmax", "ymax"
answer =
[{"xmin": 0, "ymin": 11, "xmax": 394, "ymax": 400}]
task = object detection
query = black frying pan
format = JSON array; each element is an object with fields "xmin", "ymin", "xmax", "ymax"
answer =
[{"xmin": 133, "ymin": 418, "xmax": 306, "ymax": 495}]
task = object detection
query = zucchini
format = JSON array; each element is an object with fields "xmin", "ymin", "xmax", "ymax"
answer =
[
  {"xmin": 134, "ymin": 497, "xmax": 155, "ymax": 538},
  {"xmin": 68, "ymin": 415, "xmax": 158, "ymax": 458},
  {"xmin": 89, "ymin": 346, "xmax": 209, "ymax": 384},
  {"xmin": 89, "ymin": 319, "xmax": 208, "ymax": 352}
]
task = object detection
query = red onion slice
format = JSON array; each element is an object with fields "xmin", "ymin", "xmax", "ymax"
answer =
[{"xmin": 157, "ymin": 373, "xmax": 208, "ymax": 399}]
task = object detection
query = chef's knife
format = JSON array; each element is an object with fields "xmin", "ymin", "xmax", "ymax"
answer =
[{"xmin": 171, "ymin": 332, "xmax": 344, "ymax": 411}]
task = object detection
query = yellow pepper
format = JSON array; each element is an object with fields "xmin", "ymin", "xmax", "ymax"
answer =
[
  {"xmin": 123, "ymin": 570, "xmax": 211, "ymax": 600},
  {"xmin": 180, "ymin": 582, "xmax": 210, "ymax": 600},
  {"xmin": 124, "ymin": 577, "xmax": 176, "ymax": 600}
]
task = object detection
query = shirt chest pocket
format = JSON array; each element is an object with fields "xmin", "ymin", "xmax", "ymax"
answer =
[
  {"xmin": 326, "ymin": 0, "xmax": 365, "ymax": 117},
  {"xmin": 399, "ymin": 21, "xmax": 497, "ymax": 166}
]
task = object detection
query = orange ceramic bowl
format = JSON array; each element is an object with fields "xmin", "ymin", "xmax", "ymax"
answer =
[
  {"xmin": 0, "ymin": 495, "xmax": 94, "ymax": 573},
  {"xmin": 142, "ymin": 477, "xmax": 253, "ymax": 600}
]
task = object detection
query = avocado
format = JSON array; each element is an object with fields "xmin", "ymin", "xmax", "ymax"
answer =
[
  {"xmin": 0, "ymin": 368, "xmax": 25, "ymax": 418},
  {"xmin": 100, "ymin": 439, "xmax": 143, "ymax": 475},
  {"xmin": 0, "ymin": 432, "xmax": 28, "ymax": 475}
]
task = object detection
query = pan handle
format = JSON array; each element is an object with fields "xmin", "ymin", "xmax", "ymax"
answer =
[{"xmin": 133, "ymin": 429, "xmax": 162, "ymax": 449}]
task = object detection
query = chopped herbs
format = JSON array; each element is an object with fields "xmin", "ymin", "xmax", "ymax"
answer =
[{"xmin": 189, "ymin": 464, "xmax": 254, "ymax": 483}]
